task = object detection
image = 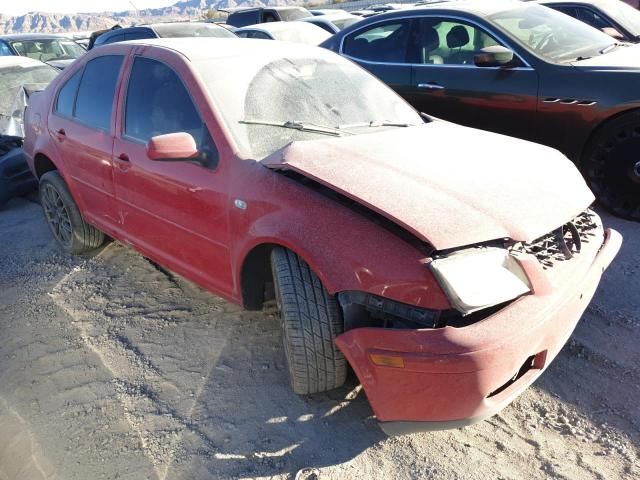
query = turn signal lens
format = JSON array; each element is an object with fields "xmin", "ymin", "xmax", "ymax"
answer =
[{"xmin": 370, "ymin": 354, "xmax": 405, "ymax": 368}]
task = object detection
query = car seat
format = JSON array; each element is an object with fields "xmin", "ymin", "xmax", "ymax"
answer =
[
  {"xmin": 446, "ymin": 25, "xmax": 471, "ymax": 64},
  {"xmin": 419, "ymin": 26, "xmax": 443, "ymax": 64}
]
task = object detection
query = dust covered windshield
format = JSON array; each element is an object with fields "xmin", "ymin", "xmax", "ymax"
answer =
[
  {"xmin": 195, "ymin": 49, "xmax": 422, "ymax": 159},
  {"xmin": 10, "ymin": 38, "xmax": 85, "ymax": 62}
]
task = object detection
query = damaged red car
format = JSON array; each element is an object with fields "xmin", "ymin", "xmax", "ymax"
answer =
[{"xmin": 23, "ymin": 38, "xmax": 622, "ymax": 434}]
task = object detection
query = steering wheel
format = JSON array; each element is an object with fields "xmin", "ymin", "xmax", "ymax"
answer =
[{"xmin": 535, "ymin": 31, "xmax": 558, "ymax": 52}]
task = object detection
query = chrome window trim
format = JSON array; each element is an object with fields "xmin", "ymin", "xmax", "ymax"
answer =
[{"xmin": 339, "ymin": 13, "xmax": 533, "ymax": 70}]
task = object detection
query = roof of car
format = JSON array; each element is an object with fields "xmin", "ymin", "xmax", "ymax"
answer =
[
  {"xmin": 396, "ymin": 0, "xmax": 536, "ymax": 16},
  {"xmin": 116, "ymin": 37, "xmax": 328, "ymax": 60},
  {"xmin": 0, "ymin": 33, "xmax": 68, "ymax": 41},
  {"xmin": 0, "ymin": 56, "xmax": 47, "ymax": 68}
]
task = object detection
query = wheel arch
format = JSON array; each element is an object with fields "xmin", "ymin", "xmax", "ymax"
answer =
[{"xmin": 33, "ymin": 152, "xmax": 58, "ymax": 179}]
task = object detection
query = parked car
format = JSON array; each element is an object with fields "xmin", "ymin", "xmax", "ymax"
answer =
[
  {"xmin": 58, "ymin": 31, "xmax": 92, "ymax": 49},
  {"xmin": 0, "ymin": 56, "xmax": 58, "ymax": 205},
  {"xmin": 91, "ymin": 22, "xmax": 236, "ymax": 48},
  {"xmin": 536, "ymin": 0, "xmax": 640, "ymax": 41},
  {"xmin": 23, "ymin": 37, "xmax": 621, "ymax": 434},
  {"xmin": 0, "ymin": 34, "xmax": 85, "ymax": 70},
  {"xmin": 322, "ymin": 1, "xmax": 640, "ymax": 220},
  {"xmin": 299, "ymin": 13, "xmax": 362, "ymax": 34},
  {"xmin": 234, "ymin": 22, "xmax": 331, "ymax": 44},
  {"xmin": 224, "ymin": 7, "xmax": 313, "ymax": 28}
]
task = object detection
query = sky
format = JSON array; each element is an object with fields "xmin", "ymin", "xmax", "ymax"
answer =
[{"xmin": 0, "ymin": 0, "xmax": 177, "ymax": 16}]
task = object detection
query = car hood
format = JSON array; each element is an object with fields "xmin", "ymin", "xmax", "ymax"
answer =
[
  {"xmin": 572, "ymin": 43, "xmax": 640, "ymax": 69},
  {"xmin": 262, "ymin": 121, "xmax": 595, "ymax": 250}
]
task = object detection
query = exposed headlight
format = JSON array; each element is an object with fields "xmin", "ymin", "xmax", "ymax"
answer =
[{"xmin": 428, "ymin": 247, "xmax": 531, "ymax": 315}]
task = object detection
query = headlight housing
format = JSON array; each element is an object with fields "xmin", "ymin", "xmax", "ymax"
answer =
[{"xmin": 428, "ymin": 247, "xmax": 531, "ymax": 315}]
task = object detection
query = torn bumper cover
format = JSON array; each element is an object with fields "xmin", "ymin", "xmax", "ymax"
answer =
[{"xmin": 335, "ymin": 227, "xmax": 622, "ymax": 435}]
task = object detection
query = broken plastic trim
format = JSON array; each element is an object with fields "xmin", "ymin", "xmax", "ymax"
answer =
[{"xmin": 337, "ymin": 291, "xmax": 509, "ymax": 331}]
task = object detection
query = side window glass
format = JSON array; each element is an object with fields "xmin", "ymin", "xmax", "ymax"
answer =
[
  {"xmin": 414, "ymin": 19, "xmax": 503, "ymax": 66},
  {"xmin": 74, "ymin": 55, "xmax": 123, "ymax": 130},
  {"xmin": 124, "ymin": 57, "xmax": 218, "ymax": 167},
  {"xmin": 125, "ymin": 31, "xmax": 154, "ymax": 41},
  {"xmin": 553, "ymin": 6, "xmax": 579, "ymax": 18},
  {"xmin": 0, "ymin": 41, "xmax": 11, "ymax": 56},
  {"xmin": 343, "ymin": 21, "xmax": 412, "ymax": 63},
  {"xmin": 576, "ymin": 8, "xmax": 612, "ymax": 30},
  {"xmin": 104, "ymin": 33, "xmax": 125, "ymax": 45},
  {"xmin": 55, "ymin": 68, "xmax": 83, "ymax": 117}
]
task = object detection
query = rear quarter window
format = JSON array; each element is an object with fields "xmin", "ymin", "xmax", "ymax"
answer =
[
  {"xmin": 55, "ymin": 68, "xmax": 82, "ymax": 117},
  {"xmin": 73, "ymin": 55, "xmax": 123, "ymax": 131}
]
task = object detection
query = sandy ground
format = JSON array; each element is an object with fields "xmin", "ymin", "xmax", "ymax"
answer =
[{"xmin": 0, "ymin": 195, "xmax": 638, "ymax": 480}]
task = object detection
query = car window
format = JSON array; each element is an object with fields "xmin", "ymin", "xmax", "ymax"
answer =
[
  {"xmin": 9, "ymin": 39, "xmax": 84, "ymax": 62},
  {"xmin": 55, "ymin": 68, "xmax": 82, "ymax": 118},
  {"xmin": 552, "ymin": 6, "xmax": 578, "ymax": 18},
  {"xmin": 102, "ymin": 33, "xmax": 125, "ymax": 45},
  {"xmin": 237, "ymin": 30, "xmax": 272, "ymax": 39},
  {"xmin": 412, "ymin": 18, "xmax": 503, "ymax": 65},
  {"xmin": 124, "ymin": 57, "xmax": 218, "ymax": 166},
  {"xmin": 125, "ymin": 30, "xmax": 154, "ymax": 41},
  {"xmin": 0, "ymin": 41, "xmax": 12, "ymax": 56},
  {"xmin": 74, "ymin": 55, "xmax": 123, "ymax": 131},
  {"xmin": 343, "ymin": 20, "xmax": 412, "ymax": 63},
  {"xmin": 575, "ymin": 8, "xmax": 612, "ymax": 31}
]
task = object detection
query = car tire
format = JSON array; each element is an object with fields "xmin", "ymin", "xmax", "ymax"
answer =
[
  {"xmin": 582, "ymin": 111, "xmax": 640, "ymax": 221},
  {"xmin": 270, "ymin": 247, "xmax": 347, "ymax": 395},
  {"xmin": 39, "ymin": 171, "xmax": 105, "ymax": 254}
]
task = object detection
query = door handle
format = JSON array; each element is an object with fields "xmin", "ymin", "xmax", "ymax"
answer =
[
  {"xmin": 117, "ymin": 153, "xmax": 130, "ymax": 162},
  {"xmin": 418, "ymin": 83, "xmax": 445, "ymax": 90},
  {"xmin": 114, "ymin": 153, "xmax": 130, "ymax": 172},
  {"xmin": 55, "ymin": 128, "xmax": 66, "ymax": 140}
]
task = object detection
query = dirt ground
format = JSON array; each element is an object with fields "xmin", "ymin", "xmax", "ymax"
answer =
[{"xmin": 0, "ymin": 195, "xmax": 638, "ymax": 480}]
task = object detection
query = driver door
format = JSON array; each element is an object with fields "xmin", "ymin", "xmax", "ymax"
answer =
[
  {"xmin": 406, "ymin": 16, "xmax": 540, "ymax": 142},
  {"xmin": 112, "ymin": 54, "xmax": 233, "ymax": 295}
]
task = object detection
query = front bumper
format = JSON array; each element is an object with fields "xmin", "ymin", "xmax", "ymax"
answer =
[{"xmin": 335, "ymin": 228, "xmax": 622, "ymax": 435}]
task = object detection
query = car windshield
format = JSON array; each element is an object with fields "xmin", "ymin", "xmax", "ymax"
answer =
[
  {"xmin": 278, "ymin": 8, "xmax": 313, "ymax": 21},
  {"xmin": 10, "ymin": 38, "xmax": 85, "ymax": 62},
  {"xmin": 331, "ymin": 16, "xmax": 361, "ymax": 30},
  {"xmin": 195, "ymin": 50, "xmax": 422, "ymax": 159},
  {"xmin": 490, "ymin": 4, "xmax": 616, "ymax": 63},
  {"xmin": 152, "ymin": 23, "xmax": 237, "ymax": 38},
  {"xmin": 597, "ymin": 0, "xmax": 640, "ymax": 38}
]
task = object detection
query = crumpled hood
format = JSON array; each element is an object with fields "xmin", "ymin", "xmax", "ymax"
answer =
[{"xmin": 262, "ymin": 121, "xmax": 595, "ymax": 250}]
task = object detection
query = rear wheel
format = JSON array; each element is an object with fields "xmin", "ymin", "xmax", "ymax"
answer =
[
  {"xmin": 39, "ymin": 171, "xmax": 104, "ymax": 254},
  {"xmin": 582, "ymin": 112, "xmax": 640, "ymax": 221},
  {"xmin": 271, "ymin": 247, "xmax": 347, "ymax": 395}
]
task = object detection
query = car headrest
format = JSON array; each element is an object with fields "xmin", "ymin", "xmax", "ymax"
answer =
[
  {"xmin": 446, "ymin": 25, "xmax": 469, "ymax": 49},
  {"xmin": 421, "ymin": 26, "xmax": 440, "ymax": 51}
]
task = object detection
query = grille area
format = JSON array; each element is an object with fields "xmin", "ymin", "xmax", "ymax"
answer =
[{"xmin": 511, "ymin": 210, "xmax": 600, "ymax": 269}]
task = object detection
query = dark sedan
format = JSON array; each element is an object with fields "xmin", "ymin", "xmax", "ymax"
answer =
[
  {"xmin": 0, "ymin": 34, "xmax": 85, "ymax": 70},
  {"xmin": 537, "ymin": 0, "xmax": 640, "ymax": 42},
  {"xmin": 322, "ymin": 1, "xmax": 640, "ymax": 220}
]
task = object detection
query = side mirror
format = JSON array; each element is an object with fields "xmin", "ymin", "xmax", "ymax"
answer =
[
  {"xmin": 474, "ymin": 46, "xmax": 515, "ymax": 68},
  {"xmin": 601, "ymin": 27, "xmax": 625, "ymax": 40},
  {"xmin": 147, "ymin": 132, "xmax": 198, "ymax": 161}
]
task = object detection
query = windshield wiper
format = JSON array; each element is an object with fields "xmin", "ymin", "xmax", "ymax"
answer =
[
  {"xmin": 600, "ymin": 43, "xmax": 623, "ymax": 55},
  {"xmin": 239, "ymin": 119, "xmax": 346, "ymax": 136},
  {"xmin": 337, "ymin": 120, "xmax": 415, "ymax": 129}
]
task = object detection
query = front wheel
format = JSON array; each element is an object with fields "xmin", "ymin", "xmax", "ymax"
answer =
[
  {"xmin": 39, "ymin": 171, "xmax": 105, "ymax": 254},
  {"xmin": 271, "ymin": 247, "xmax": 347, "ymax": 395},
  {"xmin": 582, "ymin": 112, "xmax": 640, "ymax": 221}
]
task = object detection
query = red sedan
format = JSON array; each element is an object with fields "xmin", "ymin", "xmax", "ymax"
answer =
[{"xmin": 23, "ymin": 38, "xmax": 621, "ymax": 434}]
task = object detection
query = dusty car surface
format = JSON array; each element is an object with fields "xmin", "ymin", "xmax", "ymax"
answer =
[
  {"xmin": 0, "ymin": 56, "xmax": 58, "ymax": 205},
  {"xmin": 322, "ymin": 1, "xmax": 640, "ymax": 220},
  {"xmin": 234, "ymin": 21, "xmax": 331, "ymax": 44},
  {"xmin": 23, "ymin": 38, "xmax": 621, "ymax": 434}
]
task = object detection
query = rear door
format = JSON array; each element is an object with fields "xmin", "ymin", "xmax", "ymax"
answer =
[
  {"xmin": 406, "ymin": 16, "xmax": 539, "ymax": 142},
  {"xmin": 47, "ymin": 55, "xmax": 124, "ymax": 227},
  {"xmin": 112, "ymin": 53, "xmax": 233, "ymax": 295},
  {"xmin": 340, "ymin": 19, "xmax": 414, "ymax": 98}
]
